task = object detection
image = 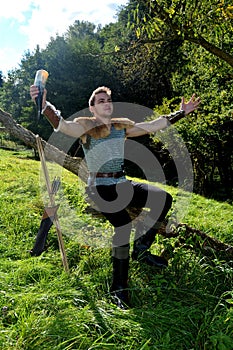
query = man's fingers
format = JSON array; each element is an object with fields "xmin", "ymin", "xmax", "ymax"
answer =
[{"xmin": 30, "ymin": 85, "xmax": 39, "ymax": 100}]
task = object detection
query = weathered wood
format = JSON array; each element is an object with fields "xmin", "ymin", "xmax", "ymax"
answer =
[
  {"xmin": 159, "ymin": 222, "xmax": 233, "ymax": 260},
  {"xmin": 178, "ymin": 223, "xmax": 233, "ymax": 259},
  {"xmin": 36, "ymin": 135, "xmax": 69, "ymax": 273},
  {"xmin": 0, "ymin": 108, "xmax": 88, "ymax": 181},
  {"xmin": 84, "ymin": 200, "xmax": 233, "ymax": 260}
]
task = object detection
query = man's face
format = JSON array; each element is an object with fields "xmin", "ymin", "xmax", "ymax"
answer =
[{"xmin": 90, "ymin": 92, "xmax": 113, "ymax": 119}]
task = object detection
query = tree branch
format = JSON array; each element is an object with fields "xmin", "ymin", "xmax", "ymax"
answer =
[
  {"xmin": 0, "ymin": 108, "xmax": 88, "ymax": 181},
  {"xmin": 142, "ymin": 0, "xmax": 233, "ymax": 67},
  {"xmin": 1, "ymin": 108, "xmax": 232, "ymax": 261}
]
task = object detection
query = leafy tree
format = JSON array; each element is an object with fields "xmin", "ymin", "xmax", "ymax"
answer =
[
  {"xmin": 150, "ymin": 41, "xmax": 233, "ymax": 200},
  {"xmin": 126, "ymin": 0, "xmax": 233, "ymax": 67},
  {"xmin": 0, "ymin": 4, "xmax": 232, "ymax": 200},
  {"xmin": 38, "ymin": 21, "xmax": 121, "ymax": 116},
  {"xmin": 170, "ymin": 36, "xmax": 233, "ymax": 200},
  {"xmin": 0, "ymin": 71, "xmax": 3, "ymax": 88},
  {"xmin": 99, "ymin": 6, "xmax": 185, "ymax": 109},
  {"xmin": 0, "ymin": 21, "xmax": 119, "ymax": 140},
  {"xmin": 119, "ymin": 0, "xmax": 233, "ymax": 200}
]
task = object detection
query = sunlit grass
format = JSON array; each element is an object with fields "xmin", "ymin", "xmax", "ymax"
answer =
[{"xmin": 0, "ymin": 149, "xmax": 232, "ymax": 350}]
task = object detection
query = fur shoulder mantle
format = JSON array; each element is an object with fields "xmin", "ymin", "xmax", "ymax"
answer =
[{"xmin": 74, "ymin": 116, "xmax": 135, "ymax": 142}]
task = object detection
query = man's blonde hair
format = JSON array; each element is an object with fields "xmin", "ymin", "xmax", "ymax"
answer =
[{"xmin": 88, "ymin": 86, "xmax": 112, "ymax": 106}]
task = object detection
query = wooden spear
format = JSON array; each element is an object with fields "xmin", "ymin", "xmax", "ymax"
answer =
[{"xmin": 36, "ymin": 135, "xmax": 69, "ymax": 273}]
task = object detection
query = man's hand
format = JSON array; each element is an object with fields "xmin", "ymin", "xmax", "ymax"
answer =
[
  {"xmin": 181, "ymin": 94, "xmax": 201, "ymax": 116},
  {"xmin": 30, "ymin": 85, "xmax": 47, "ymax": 110}
]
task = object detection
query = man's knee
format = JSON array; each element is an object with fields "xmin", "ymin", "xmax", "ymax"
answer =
[{"xmin": 112, "ymin": 222, "xmax": 132, "ymax": 247}]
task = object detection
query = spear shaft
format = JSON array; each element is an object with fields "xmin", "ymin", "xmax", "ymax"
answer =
[{"xmin": 36, "ymin": 135, "xmax": 69, "ymax": 273}]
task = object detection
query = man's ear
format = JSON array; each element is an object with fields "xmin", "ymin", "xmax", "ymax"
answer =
[{"xmin": 89, "ymin": 106, "xmax": 94, "ymax": 115}]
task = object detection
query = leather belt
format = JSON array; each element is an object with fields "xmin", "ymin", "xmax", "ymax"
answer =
[{"xmin": 89, "ymin": 171, "xmax": 124, "ymax": 178}]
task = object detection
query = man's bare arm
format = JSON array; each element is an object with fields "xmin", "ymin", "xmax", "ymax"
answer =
[
  {"xmin": 30, "ymin": 85, "xmax": 87, "ymax": 138},
  {"xmin": 126, "ymin": 94, "xmax": 200, "ymax": 137},
  {"xmin": 41, "ymin": 101, "xmax": 87, "ymax": 138},
  {"xmin": 126, "ymin": 116, "xmax": 168, "ymax": 137}
]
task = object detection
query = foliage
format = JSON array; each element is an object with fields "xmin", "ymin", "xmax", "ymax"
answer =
[
  {"xmin": 169, "ymin": 43, "xmax": 233, "ymax": 200},
  {"xmin": 127, "ymin": 0, "xmax": 233, "ymax": 67},
  {"xmin": 0, "ymin": 6, "xmax": 232, "ymax": 349},
  {"xmin": 0, "ymin": 0, "xmax": 232, "ymax": 201},
  {"xmin": 151, "ymin": 79, "xmax": 233, "ymax": 200},
  {"xmin": 0, "ymin": 149, "xmax": 232, "ymax": 349},
  {"xmin": 99, "ymin": 8, "xmax": 184, "ymax": 108},
  {"xmin": 0, "ymin": 71, "xmax": 3, "ymax": 88}
]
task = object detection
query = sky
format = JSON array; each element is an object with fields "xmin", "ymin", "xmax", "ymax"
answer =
[{"xmin": 0, "ymin": 0, "xmax": 128, "ymax": 77}]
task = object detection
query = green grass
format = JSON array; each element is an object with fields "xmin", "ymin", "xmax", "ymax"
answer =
[{"xmin": 0, "ymin": 149, "xmax": 232, "ymax": 350}]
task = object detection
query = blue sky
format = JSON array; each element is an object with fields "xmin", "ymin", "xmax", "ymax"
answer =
[{"xmin": 0, "ymin": 0, "xmax": 128, "ymax": 77}]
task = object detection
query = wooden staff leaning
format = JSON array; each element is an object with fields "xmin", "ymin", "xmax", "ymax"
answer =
[{"xmin": 36, "ymin": 135, "xmax": 69, "ymax": 273}]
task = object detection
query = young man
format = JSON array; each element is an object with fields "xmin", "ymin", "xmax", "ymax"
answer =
[{"xmin": 30, "ymin": 85, "xmax": 200, "ymax": 308}]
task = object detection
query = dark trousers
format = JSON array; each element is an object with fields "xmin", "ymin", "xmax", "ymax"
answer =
[{"xmin": 87, "ymin": 180, "xmax": 172, "ymax": 249}]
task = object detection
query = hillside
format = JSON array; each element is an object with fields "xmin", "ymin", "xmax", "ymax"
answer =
[{"xmin": 0, "ymin": 149, "xmax": 232, "ymax": 350}]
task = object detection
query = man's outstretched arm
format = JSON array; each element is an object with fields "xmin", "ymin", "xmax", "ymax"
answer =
[
  {"xmin": 30, "ymin": 85, "xmax": 87, "ymax": 138},
  {"xmin": 126, "ymin": 94, "xmax": 201, "ymax": 138}
]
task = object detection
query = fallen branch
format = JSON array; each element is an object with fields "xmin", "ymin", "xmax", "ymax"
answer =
[
  {"xmin": 0, "ymin": 108, "xmax": 88, "ymax": 181},
  {"xmin": 84, "ymin": 199, "xmax": 233, "ymax": 260},
  {"xmin": 159, "ymin": 222, "xmax": 233, "ymax": 261},
  {"xmin": 1, "ymin": 108, "xmax": 232, "ymax": 261}
]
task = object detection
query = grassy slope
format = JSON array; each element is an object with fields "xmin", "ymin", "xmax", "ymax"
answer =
[{"xmin": 0, "ymin": 149, "xmax": 232, "ymax": 350}]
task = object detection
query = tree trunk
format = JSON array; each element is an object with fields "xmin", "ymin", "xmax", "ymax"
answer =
[{"xmin": 0, "ymin": 108, "xmax": 88, "ymax": 182}]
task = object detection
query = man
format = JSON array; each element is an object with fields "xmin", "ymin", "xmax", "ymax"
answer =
[{"xmin": 30, "ymin": 85, "xmax": 200, "ymax": 308}]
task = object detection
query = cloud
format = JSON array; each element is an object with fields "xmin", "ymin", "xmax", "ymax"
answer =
[
  {"xmin": 0, "ymin": 0, "xmax": 128, "ymax": 75},
  {"xmin": 21, "ymin": 0, "xmax": 128, "ymax": 50},
  {"xmin": 0, "ymin": 47, "xmax": 24, "ymax": 77},
  {"xmin": 0, "ymin": 0, "xmax": 33, "ymax": 22}
]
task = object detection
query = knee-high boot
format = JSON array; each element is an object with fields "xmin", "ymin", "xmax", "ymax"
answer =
[
  {"xmin": 30, "ymin": 206, "xmax": 59, "ymax": 256},
  {"xmin": 132, "ymin": 223, "xmax": 168, "ymax": 268},
  {"xmin": 110, "ymin": 245, "xmax": 130, "ymax": 309}
]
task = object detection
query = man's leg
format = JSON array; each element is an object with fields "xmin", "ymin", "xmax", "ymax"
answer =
[
  {"xmin": 130, "ymin": 181, "xmax": 172, "ymax": 268},
  {"xmin": 104, "ymin": 212, "xmax": 132, "ymax": 309},
  {"xmin": 94, "ymin": 184, "xmax": 133, "ymax": 308},
  {"xmin": 111, "ymin": 243, "xmax": 130, "ymax": 309}
]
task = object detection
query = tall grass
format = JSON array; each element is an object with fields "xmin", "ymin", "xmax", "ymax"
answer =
[{"xmin": 0, "ymin": 149, "xmax": 232, "ymax": 350}]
